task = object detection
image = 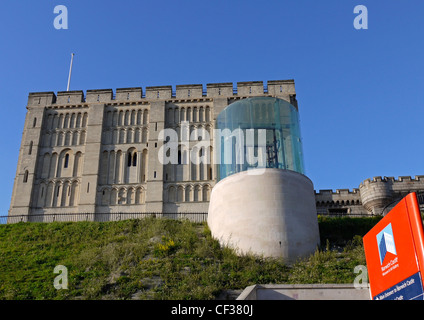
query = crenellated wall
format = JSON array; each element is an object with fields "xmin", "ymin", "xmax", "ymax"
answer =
[
  {"xmin": 11, "ymin": 80, "xmax": 424, "ymax": 221},
  {"xmin": 359, "ymin": 176, "xmax": 424, "ymax": 214},
  {"xmin": 316, "ymin": 176, "xmax": 424, "ymax": 216},
  {"xmin": 26, "ymin": 80, "xmax": 297, "ymax": 107},
  {"xmin": 10, "ymin": 80, "xmax": 298, "ymax": 221},
  {"xmin": 315, "ymin": 188, "xmax": 364, "ymax": 215}
]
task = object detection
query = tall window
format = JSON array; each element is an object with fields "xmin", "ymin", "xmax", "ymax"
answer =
[
  {"xmin": 127, "ymin": 151, "xmax": 137, "ymax": 167},
  {"xmin": 64, "ymin": 154, "xmax": 69, "ymax": 168}
]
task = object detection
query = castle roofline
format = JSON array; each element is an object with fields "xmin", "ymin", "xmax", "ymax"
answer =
[
  {"xmin": 360, "ymin": 175, "xmax": 424, "ymax": 187},
  {"xmin": 26, "ymin": 80, "xmax": 297, "ymax": 106},
  {"xmin": 315, "ymin": 175, "xmax": 424, "ymax": 195}
]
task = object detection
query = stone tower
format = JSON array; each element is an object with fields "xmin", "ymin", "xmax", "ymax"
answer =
[{"xmin": 8, "ymin": 80, "xmax": 298, "ymax": 222}]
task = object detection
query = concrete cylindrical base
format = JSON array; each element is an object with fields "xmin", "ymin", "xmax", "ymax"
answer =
[{"xmin": 207, "ymin": 169, "xmax": 320, "ymax": 262}]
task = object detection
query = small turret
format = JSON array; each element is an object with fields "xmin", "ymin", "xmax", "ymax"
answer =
[{"xmin": 359, "ymin": 177, "xmax": 393, "ymax": 214}]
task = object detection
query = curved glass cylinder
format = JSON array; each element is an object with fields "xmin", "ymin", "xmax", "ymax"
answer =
[{"xmin": 215, "ymin": 97, "xmax": 304, "ymax": 181}]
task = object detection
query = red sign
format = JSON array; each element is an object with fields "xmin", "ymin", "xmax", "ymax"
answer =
[{"xmin": 363, "ymin": 192, "xmax": 424, "ymax": 300}]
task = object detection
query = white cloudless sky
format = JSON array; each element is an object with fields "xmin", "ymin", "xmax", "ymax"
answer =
[{"xmin": 1, "ymin": 0, "xmax": 423, "ymax": 215}]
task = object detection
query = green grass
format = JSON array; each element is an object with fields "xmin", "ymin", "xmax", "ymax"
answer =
[{"xmin": 0, "ymin": 216, "xmax": 381, "ymax": 300}]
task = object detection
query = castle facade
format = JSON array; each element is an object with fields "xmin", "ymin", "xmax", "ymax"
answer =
[{"xmin": 8, "ymin": 80, "xmax": 424, "ymax": 222}]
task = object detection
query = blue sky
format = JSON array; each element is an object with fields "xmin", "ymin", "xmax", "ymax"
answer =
[{"xmin": 1, "ymin": 0, "xmax": 423, "ymax": 215}]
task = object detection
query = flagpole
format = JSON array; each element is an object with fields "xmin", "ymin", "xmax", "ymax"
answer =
[{"xmin": 66, "ymin": 53, "xmax": 75, "ymax": 91}]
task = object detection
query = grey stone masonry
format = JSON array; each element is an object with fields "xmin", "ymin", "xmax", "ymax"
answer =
[
  {"xmin": 316, "ymin": 176, "xmax": 424, "ymax": 216},
  {"xmin": 9, "ymin": 79, "xmax": 423, "ymax": 222},
  {"xmin": 8, "ymin": 80, "xmax": 297, "ymax": 221}
]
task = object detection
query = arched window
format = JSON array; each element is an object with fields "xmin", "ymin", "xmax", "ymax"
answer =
[
  {"xmin": 127, "ymin": 153, "xmax": 132, "ymax": 167},
  {"xmin": 143, "ymin": 110, "xmax": 148, "ymax": 124},
  {"xmin": 125, "ymin": 110, "xmax": 130, "ymax": 126},
  {"xmin": 64, "ymin": 154, "xmax": 69, "ymax": 168},
  {"xmin": 79, "ymin": 130, "xmax": 86, "ymax": 145},
  {"xmin": 23, "ymin": 170, "xmax": 29, "ymax": 183},
  {"xmin": 142, "ymin": 128, "xmax": 148, "ymax": 143},
  {"xmin": 137, "ymin": 110, "xmax": 142, "ymax": 125},
  {"xmin": 199, "ymin": 106, "xmax": 204, "ymax": 122},
  {"xmin": 82, "ymin": 113, "xmax": 88, "ymax": 127},
  {"xmin": 132, "ymin": 153, "xmax": 137, "ymax": 166},
  {"xmin": 64, "ymin": 113, "xmax": 70, "ymax": 129},
  {"xmin": 127, "ymin": 150, "xmax": 137, "ymax": 167},
  {"xmin": 168, "ymin": 186, "xmax": 176, "ymax": 202},
  {"xmin": 186, "ymin": 108, "xmax": 191, "ymax": 121},
  {"xmin": 185, "ymin": 186, "xmax": 192, "ymax": 202},
  {"xmin": 76, "ymin": 113, "xmax": 82, "ymax": 128},
  {"xmin": 73, "ymin": 152, "xmax": 82, "ymax": 177},
  {"xmin": 127, "ymin": 188, "xmax": 135, "ymax": 204},
  {"xmin": 177, "ymin": 186, "xmax": 184, "ymax": 202},
  {"xmin": 205, "ymin": 106, "xmax": 211, "ymax": 122},
  {"xmin": 203, "ymin": 185, "xmax": 211, "ymax": 201},
  {"xmin": 131, "ymin": 110, "xmax": 136, "ymax": 125},
  {"xmin": 135, "ymin": 187, "xmax": 144, "ymax": 204}
]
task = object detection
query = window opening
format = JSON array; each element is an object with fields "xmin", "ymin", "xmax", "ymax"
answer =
[{"xmin": 64, "ymin": 154, "xmax": 69, "ymax": 168}]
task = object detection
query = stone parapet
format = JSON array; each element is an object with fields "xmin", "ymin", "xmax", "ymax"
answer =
[
  {"xmin": 26, "ymin": 80, "xmax": 297, "ymax": 107},
  {"xmin": 315, "ymin": 176, "xmax": 424, "ymax": 216}
]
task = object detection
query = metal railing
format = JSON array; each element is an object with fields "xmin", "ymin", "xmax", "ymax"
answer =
[
  {"xmin": 3, "ymin": 192, "xmax": 423, "ymax": 225},
  {"xmin": 1, "ymin": 212, "xmax": 208, "ymax": 225},
  {"xmin": 318, "ymin": 213, "xmax": 377, "ymax": 218},
  {"xmin": 1, "ymin": 211, "xmax": 380, "ymax": 225}
]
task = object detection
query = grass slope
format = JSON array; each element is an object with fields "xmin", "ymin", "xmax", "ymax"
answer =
[{"xmin": 0, "ymin": 216, "xmax": 381, "ymax": 300}]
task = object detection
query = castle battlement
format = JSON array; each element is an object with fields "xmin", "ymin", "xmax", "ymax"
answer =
[
  {"xmin": 314, "ymin": 174, "xmax": 424, "ymax": 216},
  {"xmin": 12, "ymin": 78, "xmax": 424, "ymax": 221},
  {"xmin": 359, "ymin": 175, "xmax": 424, "ymax": 187},
  {"xmin": 314, "ymin": 175, "xmax": 424, "ymax": 215},
  {"xmin": 12, "ymin": 79, "xmax": 300, "ymax": 219},
  {"xmin": 315, "ymin": 188, "xmax": 360, "ymax": 196},
  {"xmin": 27, "ymin": 80, "xmax": 297, "ymax": 107}
]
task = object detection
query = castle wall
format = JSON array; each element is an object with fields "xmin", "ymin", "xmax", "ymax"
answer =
[
  {"xmin": 9, "ymin": 80, "xmax": 296, "ymax": 220},
  {"xmin": 316, "ymin": 176, "xmax": 424, "ymax": 216},
  {"xmin": 315, "ymin": 188, "xmax": 366, "ymax": 215},
  {"xmin": 8, "ymin": 80, "xmax": 424, "ymax": 221},
  {"xmin": 359, "ymin": 176, "xmax": 424, "ymax": 215}
]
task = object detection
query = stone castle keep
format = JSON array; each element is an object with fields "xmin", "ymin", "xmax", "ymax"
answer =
[{"xmin": 8, "ymin": 80, "xmax": 424, "ymax": 223}]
